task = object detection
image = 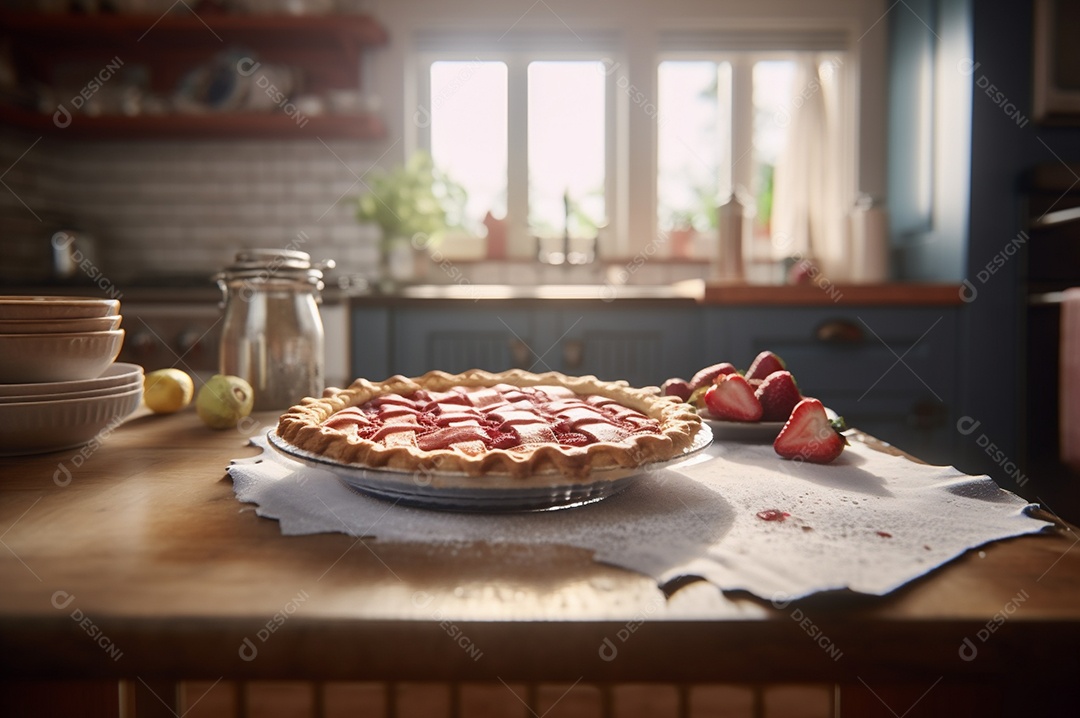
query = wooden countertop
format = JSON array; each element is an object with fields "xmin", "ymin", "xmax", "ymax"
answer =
[{"xmin": 0, "ymin": 409, "xmax": 1076, "ymax": 691}]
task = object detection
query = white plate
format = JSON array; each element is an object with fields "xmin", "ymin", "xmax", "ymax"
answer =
[
  {"xmin": 0, "ymin": 362, "xmax": 143, "ymax": 397},
  {"xmin": 0, "ymin": 385, "xmax": 142, "ymax": 456},
  {"xmin": 704, "ymin": 417, "xmax": 787, "ymax": 441},
  {"xmin": 266, "ymin": 424, "xmax": 714, "ymax": 513},
  {"xmin": 702, "ymin": 406, "xmax": 840, "ymax": 442},
  {"xmin": 0, "ymin": 378, "xmax": 143, "ymax": 405}
]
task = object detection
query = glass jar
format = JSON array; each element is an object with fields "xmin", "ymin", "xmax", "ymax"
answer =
[{"xmin": 216, "ymin": 249, "xmax": 333, "ymax": 411}]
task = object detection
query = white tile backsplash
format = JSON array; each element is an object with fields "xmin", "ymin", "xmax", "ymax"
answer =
[
  {"xmin": 1, "ymin": 127, "xmax": 713, "ymax": 288},
  {"xmin": 0, "ymin": 130, "xmax": 383, "ymax": 283}
]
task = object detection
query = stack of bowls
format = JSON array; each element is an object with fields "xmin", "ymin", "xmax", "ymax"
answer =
[{"xmin": 0, "ymin": 296, "xmax": 143, "ymax": 456}]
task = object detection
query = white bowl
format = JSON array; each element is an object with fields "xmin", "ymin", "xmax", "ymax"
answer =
[
  {"xmin": 0, "ymin": 315, "xmax": 122, "ymax": 334},
  {"xmin": 0, "ymin": 362, "xmax": 143, "ymax": 397},
  {"xmin": 0, "ymin": 296, "xmax": 120, "ymax": 320},
  {"xmin": 0, "ymin": 385, "xmax": 142, "ymax": 456},
  {"xmin": 0, "ymin": 378, "xmax": 143, "ymax": 405},
  {"xmin": 0, "ymin": 329, "xmax": 125, "ymax": 383}
]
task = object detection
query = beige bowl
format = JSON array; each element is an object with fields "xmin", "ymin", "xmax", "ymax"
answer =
[
  {"xmin": 0, "ymin": 296, "xmax": 120, "ymax": 320},
  {"xmin": 0, "ymin": 315, "xmax": 122, "ymax": 334},
  {"xmin": 0, "ymin": 329, "xmax": 125, "ymax": 383},
  {"xmin": 0, "ymin": 362, "xmax": 142, "ymax": 398},
  {"xmin": 0, "ymin": 385, "xmax": 142, "ymax": 456}
]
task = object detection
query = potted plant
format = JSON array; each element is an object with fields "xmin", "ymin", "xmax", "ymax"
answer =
[{"xmin": 355, "ymin": 151, "xmax": 465, "ymax": 288}]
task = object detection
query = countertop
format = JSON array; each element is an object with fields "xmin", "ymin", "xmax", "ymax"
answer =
[
  {"xmin": 1, "ymin": 280, "xmax": 964, "ymax": 306},
  {"xmin": 0, "ymin": 408, "xmax": 1077, "ymax": 707}
]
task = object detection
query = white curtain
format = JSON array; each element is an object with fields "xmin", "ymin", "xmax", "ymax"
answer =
[{"xmin": 771, "ymin": 55, "xmax": 853, "ymax": 279}]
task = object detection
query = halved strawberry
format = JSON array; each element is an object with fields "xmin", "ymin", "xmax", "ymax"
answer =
[
  {"xmin": 755, "ymin": 370, "xmax": 801, "ymax": 422},
  {"xmin": 661, "ymin": 377, "xmax": 693, "ymax": 401},
  {"xmin": 746, "ymin": 351, "xmax": 786, "ymax": 381},
  {"xmin": 688, "ymin": 362, "xmax": 739, "ymax": 391},
  {"xmin": 704, "ymin": 374, "xmax": 763, "ymax": 422},
  {"xmin": 773, "ymin": 398, "xmax": 847, "ymax": 463}
]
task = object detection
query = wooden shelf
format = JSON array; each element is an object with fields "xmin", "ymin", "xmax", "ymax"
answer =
[
  {"xmin": 0, "ymin": 11, "xmax": 387, "ymax": 140},
  {"xmin": 0, "ymin": 103, "xmax": 384, "ymax": 139},
  {"xmin": 0, "ymin": 11, "xmax": 388, "ymax": 47}
]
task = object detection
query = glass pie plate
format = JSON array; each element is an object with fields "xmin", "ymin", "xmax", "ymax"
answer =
[{"xmin": 266, "ymin": 423, "xmax": 713, "ymax": 513}]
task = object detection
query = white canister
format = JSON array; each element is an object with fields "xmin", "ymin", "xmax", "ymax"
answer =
[
  {"xmin": 849, "ymin": 199, "xmax": 890, "ymax": 284},
  {"xmin": 716, "ymin": 193, "xmax": 745, "ymax": 282}
]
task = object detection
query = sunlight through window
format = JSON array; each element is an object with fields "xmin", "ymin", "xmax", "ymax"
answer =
[
  {"xmin": 527, "ymin": 61, "xmax": 606, "ymax": 240},
  {"xmin": 429, "ymin": 61, "xmax": 508, "ymax": 236}
]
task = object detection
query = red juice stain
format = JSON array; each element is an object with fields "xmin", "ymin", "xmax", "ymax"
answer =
[
  {"xmin": 756, "ymin": 509, "xmax": 790, "ymax": 522},
  {"xmin": 877, "ymin": 531, "xmax": 893, "ymax": 538}
]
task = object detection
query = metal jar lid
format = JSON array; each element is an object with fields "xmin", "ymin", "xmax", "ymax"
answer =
[{"xmin": 216, "ymin": 249, "xmax": 335, "ymax": 285}]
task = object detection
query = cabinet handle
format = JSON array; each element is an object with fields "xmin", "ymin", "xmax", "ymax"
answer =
[
  {"xmin": 815, "ymin": 318, "xmax": 864, "ymax": 344},
  {"xmin": 563, "ymin": 339, "xmax": 584, "ymax": 370},
  {"xmin": 508, "ymin": 339, "xmax": 531, "ymax": 368}
]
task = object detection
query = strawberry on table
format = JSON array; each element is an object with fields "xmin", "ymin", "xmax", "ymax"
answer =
[
  {"xmin": 773, "ymin": 398, "xmax": 848, "ymax": 463},
  {"xmin": 704, "ymin": 374, "xmax": 763, "ymax": 422},
  {"xmin": 746, "ymin": 351, "xmax": 786, "ymax": 381},
  {"xmin": 755, "ymin": 370, "xmax": 801, "ymax": 422}
]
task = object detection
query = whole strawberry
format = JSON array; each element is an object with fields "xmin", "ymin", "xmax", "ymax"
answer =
[
  {"xmin": 704, "ymin": 373, "xmax": 763, "ymax": 422},
  {"xmin": 774, "ymin": 398, "xmax": 847, "ymax": 463},
  {"xmin": 755, "ymin": 370, "xmax": 801, "ymax": 422},
  {"xmin": 746, "ymin": 351, "xmax": 786, "ymax": 381},
  {"xmin": 661, "ymin": 377, "xmax": 693, "ymax": 401},
  {"xmin": 688, "ymin": 362, "xmax": 739, "ymax": 392}
]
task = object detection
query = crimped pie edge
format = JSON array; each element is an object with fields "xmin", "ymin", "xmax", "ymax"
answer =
[{"xmin": 275, "ymin": 369, "xmax": 703, "ymax": 479}]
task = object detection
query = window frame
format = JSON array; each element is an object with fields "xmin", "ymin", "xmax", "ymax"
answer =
[
  {"xmin": 415, "ymin": 48, "xmax": 622, "ymax": 259},
  {"xmin": 654, "ymin": 49, "xmax": 855, "ymax": 256},
  {"xmin": 410, "ymin": 25, "xmax": 862, "ymax": 262}
]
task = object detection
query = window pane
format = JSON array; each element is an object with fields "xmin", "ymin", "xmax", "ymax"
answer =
[
  {"xmin": 430, "ymin": 61, "xmax": 508, "ymax": 235},
  {"xmin": 527, "ymin": 61, "xmax": 606, "ymax": 239},
  {"xmin": 752, "ymin": 60, "xmax": 796, "ymax": 236},
  {"xmin": 657, "ymin": 61, "xmax": 731, "ymax": 233}
]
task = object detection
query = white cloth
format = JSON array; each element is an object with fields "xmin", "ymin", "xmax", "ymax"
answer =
[
  {"xmin": 229, "ymin": 434, "xmax": 1050, "ymax": 601},
  {"xmin": 1061, "ymin": 288, "xmax": 1080, "ymax": 469}
]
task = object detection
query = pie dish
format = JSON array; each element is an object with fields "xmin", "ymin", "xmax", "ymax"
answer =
[{"xmin": 275, "ymin": 369, "xmax": 704, "ymax": 480}]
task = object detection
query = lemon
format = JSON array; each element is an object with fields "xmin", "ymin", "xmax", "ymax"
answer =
[
  {"xmin": 143, "ymin": 368, "xmax": 194, "ymax": 414},
  {"xmin": 196, "ymin": 374, "xmax": 254, "ymax": 430}
]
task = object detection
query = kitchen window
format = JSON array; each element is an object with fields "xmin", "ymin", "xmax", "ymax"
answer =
[
  {"xmin": 657, "ymin": 51, "xmax": 850, "ymax": 268},
  {"xmin": 417, "ymin": 40, "xmax": 617, "ymax": 258},
  {"xmin": 416, "ymin": 28, "xmax": 854, "ymax": 268}
]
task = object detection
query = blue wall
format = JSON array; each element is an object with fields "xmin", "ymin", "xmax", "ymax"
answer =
[{"xmin": 890, "ymin": 0, "xmax": 1080, "ymax": 487}]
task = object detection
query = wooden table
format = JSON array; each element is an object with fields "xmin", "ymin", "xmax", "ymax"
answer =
[{"xmin": 1, "ymin": 409, "xmax": 1078, "ymax": 716}]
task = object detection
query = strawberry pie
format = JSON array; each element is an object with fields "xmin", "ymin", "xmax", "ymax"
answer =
[{"xmin": 276, "ymin": 369, "xmax": 703, "ymax": 478}]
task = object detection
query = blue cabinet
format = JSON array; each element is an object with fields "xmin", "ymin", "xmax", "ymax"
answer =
[{"xmin": 351, "ymin": 301, "xmax": 703, "ymax": 389}]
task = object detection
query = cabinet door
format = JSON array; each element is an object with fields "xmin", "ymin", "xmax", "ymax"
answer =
[
  {"xmin": 554, "ymin": 305, "xmax": 703, "ymax": 388},
  {"xmin": 707, "ymin": 306, "xmax": 959, "ymax": 464},
  {"xmin": 389, "ymin": 307, "xmax": 537, "ymax": 377},
  {"xmin": 350, "ymin": 306, "xmax": 391, "ymax": 381}
]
